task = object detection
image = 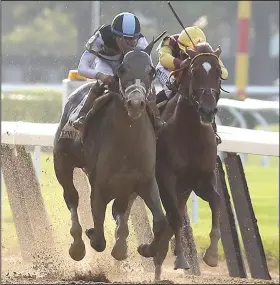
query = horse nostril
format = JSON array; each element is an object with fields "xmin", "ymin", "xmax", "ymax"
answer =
[
  {"xmin": 140, "ymin": 101, "xmax": 145, "ymax": 108},
  {"xmin": 213, "ymin": 107, "xmax": 218, "ymax": 114},
  {"xmin": 198, "ymin": 107, "xmax": 205, "ymax": 114}
]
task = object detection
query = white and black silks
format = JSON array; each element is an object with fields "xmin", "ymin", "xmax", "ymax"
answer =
[
  {"xmin": 78, "ymin": 24, "xmax": 149, "ymax": 79},
  {"xmin": 86, "ymin": 24, "xmax": 148, "ymax": 62}
]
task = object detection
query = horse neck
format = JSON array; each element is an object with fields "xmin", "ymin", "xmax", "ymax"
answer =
[
  {"xmin": 111, "ymin": 95, "xmax": 153, "ymax": 139},
  {"xmin": 173, "ymin": 71, "xmax": 201, "ymax": 129},
  {"xmin": 174, "ymin": 95, "xmax": 201, "ymax": 130}
]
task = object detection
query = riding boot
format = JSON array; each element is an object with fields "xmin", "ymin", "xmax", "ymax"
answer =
[
  {"xmin": 211, "ymin": 118, "xmax": 222, "ymax": 145},
  {"xmin": 72, "ymin": 82, "xmax": 105, "ymax": 131},
  {"xmin": 146, "ymin": 100, "xmax": 166, "ymax": 136},
  {"xmin": 156, "ymin": 89, "xmax": 169, "ymax": 104}
]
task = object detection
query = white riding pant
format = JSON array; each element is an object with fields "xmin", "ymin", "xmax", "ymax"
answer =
[
  {"xmin": 69, "ymin": 58, "xmax": 119, "ymax": 124},
  {"xmin": 155, "ymin": 62, "xmax": 173, "ymax": 98}
]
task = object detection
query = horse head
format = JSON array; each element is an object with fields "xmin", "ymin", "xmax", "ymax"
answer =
[
  {"xmin": 117, "ymin": 42, "xmax": 156, "ymax": 121},
  {"xmin": 178, "ymin": 42, "xmax": 222, "ymax": 125}
]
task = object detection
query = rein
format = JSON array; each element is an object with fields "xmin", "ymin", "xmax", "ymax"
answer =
[{"xmin": 168, "ymin": 52, "xmax": 229, "ymax": 96}]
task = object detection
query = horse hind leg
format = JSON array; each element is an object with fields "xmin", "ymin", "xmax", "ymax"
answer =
[
  {"xmin": 173, "ymin": 194, "xmax": 191, "ymax": 271},
  {"xmin": 53, "ymin": 153, "xmax": 85, "ymax": 261},
  {"xmin": 110, "ymin": 195, "xmax": 136, "ymax": 261}
]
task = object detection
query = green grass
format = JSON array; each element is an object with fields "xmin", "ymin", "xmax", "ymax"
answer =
[{"xmin": 1, "ymin": 124, "xmax": 279, "ymax": 272}]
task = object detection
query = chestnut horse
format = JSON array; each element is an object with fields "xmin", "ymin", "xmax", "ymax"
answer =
[{"xmin": 153, "ymin": 42, "xmax": 223, "ymax": 280}]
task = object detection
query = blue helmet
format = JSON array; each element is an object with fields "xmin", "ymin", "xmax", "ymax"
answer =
[{"xmin": 111, "ymin": 12, "xmax": 141, "ymax": 38}]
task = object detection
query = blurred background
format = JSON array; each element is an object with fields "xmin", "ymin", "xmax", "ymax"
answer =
[
  {"xmin": 1, "ymin": 1, "xmax": 279, "ymax": 86},
  {"xmin": 1, "ymin": 2, "xmax": 279, "ymax": 279}
]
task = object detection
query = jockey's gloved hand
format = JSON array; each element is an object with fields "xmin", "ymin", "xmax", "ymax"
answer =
[{"xmin": 96, "ymin": 72, "xmax": 115, "ymax": 86}]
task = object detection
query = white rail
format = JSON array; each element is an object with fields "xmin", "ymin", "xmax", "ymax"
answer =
[
  {"xmin": 2, "ymin": 79, "xmax": 279, "ymax": 224},
  {"xmin": 2, "ymin": 122, "xmax": 278, "ymax": 156},
  {"xmin": 1, "ymin": 121, "xmax": 279, "ymax": 225},
  {"xmin": 2, "ymin": 83, "xmax": 279, "ymax": 98}
]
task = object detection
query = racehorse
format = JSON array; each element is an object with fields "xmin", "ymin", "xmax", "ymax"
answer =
[
  {"xmin": 153, "ymin": 42, "xmax": 223, "ymax": 280},
  {"xmin": 53, "ymin": 42, "xmax": 169, "ymax": 264}
]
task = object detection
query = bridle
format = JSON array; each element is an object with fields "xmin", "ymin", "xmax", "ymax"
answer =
[
  {"xmin": 168, "ymin": 53, "xmax": 222, "ymax": 107},
  {"xmin": 117, "ymin": 51, "xmax": 156, "ymax": 104},
  {"xmin": 119, "ymin": 78, "xmax": 151, "ymax": 103}
]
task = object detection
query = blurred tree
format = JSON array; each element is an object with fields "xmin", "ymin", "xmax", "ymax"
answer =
[
  {"xmin": 2, "ymin": 1, "xmax": 236, "ymax": 57},
  {"xmin": 2, "ymin": 4, "xmax": 78, "ymax": 56}
]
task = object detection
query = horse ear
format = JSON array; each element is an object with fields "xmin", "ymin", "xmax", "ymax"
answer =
[
  {"xmin": 185, "ymin": 47, "xmax": 197, "ymax": 59},
  {"xmin": 214, "ymin": 45, "xmax": 222, "ymax": 57},
  {"xmin": 143, "ymin": 37, "xmax": 155, "ymax": 55}
]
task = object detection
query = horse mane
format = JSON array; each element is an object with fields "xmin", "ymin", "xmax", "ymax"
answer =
[{"xmin": 193, "ymin": 42, "xmax": 214, "ymax": 54}]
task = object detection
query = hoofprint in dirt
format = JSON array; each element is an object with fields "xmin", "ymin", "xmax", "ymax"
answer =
[{"xmin": 2, "ymin": 253, "xmax": 279, "ymax": 285}]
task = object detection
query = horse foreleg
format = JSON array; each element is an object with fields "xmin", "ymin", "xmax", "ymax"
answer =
[
  {"xmin": 173, "ymin": 192, "xmax": 191, "ymax": 271},
  {"xmin": 152, "ymin": 166, "xmax": 177, "ymax": 280},
  {"xmin": 54, "ymin": 154, "xmax": 85, "ymax": 261},
  {"xmin": 137, "ymin": 178, "xmax": 169, "ymax": 261},
  {"xmin": 111, "ymin": 194, "xmax": 136, "ymax": 261},
  {"xmin": 86, "ymin": 186, "xmax": 107, "ymax": 252}
]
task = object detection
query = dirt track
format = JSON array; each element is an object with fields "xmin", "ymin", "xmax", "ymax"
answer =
[
  {"xmin": 2, "ymin": 243, "xmax": 279, "ymax": 284},
  {"xmin": 2, "ymin": 169, "xmax": 279, "ymax": 284}
]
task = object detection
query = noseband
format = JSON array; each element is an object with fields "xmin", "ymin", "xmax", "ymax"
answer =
[{"xmin": 119, "ymin": 78, "xmax": 150, "ymax": 102}]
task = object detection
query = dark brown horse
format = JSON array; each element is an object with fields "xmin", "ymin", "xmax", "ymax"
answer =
[
  {"xmin": 53, "ymin": 43, "xmax": 169, "ymax": 265},
  {"xmin": 153, "ymin": 42, "xmax": 223, "ymax": 280}
]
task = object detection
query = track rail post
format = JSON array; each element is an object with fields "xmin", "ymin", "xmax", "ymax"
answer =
[
  {"xmin": 216, "ymin": 155, "xmax": 247, "ymax": 278},
  {"xmin": 225, "ymin": 153, "xmax": 271, "ymax": 280},
  {"xmin": 1, "ymin": 144, "xmax": 36, "ymax": 260}
]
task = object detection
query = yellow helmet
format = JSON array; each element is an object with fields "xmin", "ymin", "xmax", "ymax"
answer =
[{"xmin": 178, "ymin": 26, "xmax": 206, "ymax": 50}]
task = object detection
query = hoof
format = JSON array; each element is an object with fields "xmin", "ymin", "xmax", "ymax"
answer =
[
  {"xmin": 203, "ymin": 249, "xmax": 218, "ymax": 267},
  {"xmin": 111, "ymin": 239, "xmax": 128, "ymax": 261},
  {"xmin": 86, "ymin": 228, "xmax": 106, "ymax": 252},
  {"xmin": 137, "ymin": 244, "xmax": 156, "ymax": 258},
  {"xmin": 85, "ymin": 228, "xmax": 95, "ymax": 239},
  {"xmin": 69, "ymin": 240, "xmax": 86, "ymax": 261},
  {"xmin": 174, "ymin": 255, "xmax": 190, "ymax": 270}
]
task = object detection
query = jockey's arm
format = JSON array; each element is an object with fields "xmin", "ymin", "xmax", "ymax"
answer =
[
  {"xmin": 158, "ymin": 39, "xmax": 182, "ymax": 71},
  {"xmin": 218, "ymin": 58, "xmax": 228, "ymax": 80},
  {"xmin": 78, "ymin": 51, "xmax": 98, "ymax": 79},
  {"xmin": 78, "ymin": 31, "xmax": 106, "ymax": 80}
]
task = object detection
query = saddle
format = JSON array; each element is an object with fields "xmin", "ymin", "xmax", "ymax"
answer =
[
  {"xmin": 60, "ymin": 81, "xmax": 166, "ymax": 142},
  {"xmin": 60, "ymin": 82, "xmax": 114, "ymax": 142}
]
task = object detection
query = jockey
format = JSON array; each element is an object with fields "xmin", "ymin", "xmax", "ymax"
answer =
[
  {"xmin": 155, "ymin": 26, "xmax": 228, "ymax": 144},
  {"xmin": 155, "ymin": 26, "xmax": 228, "ymax": 103},
  {"xmin": 72, "ymin": 12, "xmax": 150, "ymax": 129}
]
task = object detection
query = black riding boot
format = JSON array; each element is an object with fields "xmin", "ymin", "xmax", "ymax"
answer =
[
  {"xmin": 72, "ymin": 82, "xmax": 105, "ymax": 131},
  {"xmin": 156, "ymin": 90, "xmax": 169, "ymax": 104}
]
